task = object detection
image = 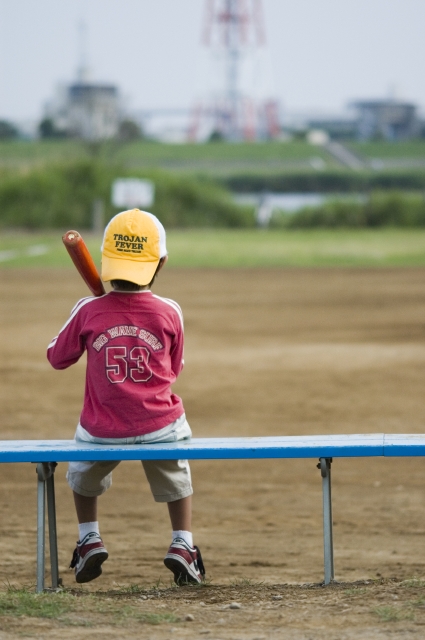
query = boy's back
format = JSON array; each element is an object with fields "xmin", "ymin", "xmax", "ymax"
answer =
[{"xmin": 48, "ymin": 290, "xmax": 185, "ymax": 438}]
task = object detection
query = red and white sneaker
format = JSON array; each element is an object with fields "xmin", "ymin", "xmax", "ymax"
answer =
[
  {"xmin": 164, "ymin": 537, "xmax": 206, "ymax": 585},
  {"xmin": 69, "ymin": 532, "xmax": 108, "ymax": 584}
]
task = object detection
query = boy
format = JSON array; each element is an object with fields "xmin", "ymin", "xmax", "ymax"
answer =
[{"xmin": 47, "ymin": 208, "xmax": 205, "ymax": 586}]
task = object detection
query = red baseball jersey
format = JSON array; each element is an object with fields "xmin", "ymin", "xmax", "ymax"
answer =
[{"xmin": 47, "ymin": 291, "xmax": 185, "ymax": 438}]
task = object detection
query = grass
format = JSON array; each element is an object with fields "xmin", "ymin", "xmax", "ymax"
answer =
[
  {"xmin": 229, "ymin": 577, "xmax": 264, "ymax": 587},
  {"xmin": 0, "ymin": 586, "xmax": 178, "ymax": 630},
  {"xmin": 343, "ymin": 587, "xmax": 368, "ymax": 597},
  {"xmin": 0, "ymin": 140, "xmax": 92, "ymax": 171},
  {"xmin": 373, "ymin": 604, "xmax": 415, "ymax": 623},
  {"xmin": 0, "ymin": 588, "xmax": 75, "ymax": 619},
  {"xmin": 2, "ymin": 579, "xmax": 425, "ymax": 632},
  {"xmin": 0, "ymin": 139, "xmax": 334, "ymax": 174},
  {"xmin": 114, "ymin": 140, "xmax": 336, "ymax": 174},
  {"xmin": 0, "ymin": 141, "xmax": 423, "ymax": 190},
  {"xmin": 349, "ymin": 141, "xmax": 425, "ymax": 160},
  {"xmin": 400, "ymin": 579, "xmax": 425, "ymax": 589},
  {"xmin": 1, "ymin": 228, "xmax": 425, "ymax": 269},
  {"xmin": 1, "ymin": 140, "xmax": 424, "ymax": 172}
]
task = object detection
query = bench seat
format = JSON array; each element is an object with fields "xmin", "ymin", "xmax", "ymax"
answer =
[{"xmin": 1, "ymin": 433, "xmax": 424, "ymax": 592}]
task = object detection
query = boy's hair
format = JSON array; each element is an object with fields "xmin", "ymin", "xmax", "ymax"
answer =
[{"xmin": 110, "ymin": 279, "xmax": 143, "ymax": 291}]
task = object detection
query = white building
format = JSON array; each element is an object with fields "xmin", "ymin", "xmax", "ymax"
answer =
[
  {"xmin": 65, "ymin": 82, "xmax": 120, "ymax": 140},
  {"xmin": 43, "ymin": 22, "xmax": 120, "ymax": 141},
  {"xmin": 44, "ymin": 79, "xmax": 120, "ymax": 141}
]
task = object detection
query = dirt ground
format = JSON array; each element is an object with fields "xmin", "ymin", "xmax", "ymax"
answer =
[{"xmin": 1, "ymin": 266, "xmax": 425, "ymax": 639}]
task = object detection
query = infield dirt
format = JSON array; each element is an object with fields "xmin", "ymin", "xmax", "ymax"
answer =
[{"xmin": 1, "ymin": 266, "xmax": 425, "ymax": 639}]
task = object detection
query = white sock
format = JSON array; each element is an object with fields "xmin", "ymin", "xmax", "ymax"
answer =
[
  {"xmin": 79, "ymin": 521, "xmax": 99, "ymax": 541},
  {"xmin": 172, "ymin": 530, "xmax": 193, "ymax": 548}
]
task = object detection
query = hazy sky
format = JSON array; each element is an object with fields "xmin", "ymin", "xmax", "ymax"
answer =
[{"xmin": 0, "ymin": 0, "xmax": 424, "ymax": 124}]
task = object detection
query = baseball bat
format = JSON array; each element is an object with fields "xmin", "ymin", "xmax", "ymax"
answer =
[{"xmin": 62, "ymin": 230, "xmax": 106, "ymax": 297}]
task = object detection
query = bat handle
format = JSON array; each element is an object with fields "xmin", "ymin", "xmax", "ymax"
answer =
[{"xmin": 62, "ymin": 230, "xmax": 106, "ymax": 297}]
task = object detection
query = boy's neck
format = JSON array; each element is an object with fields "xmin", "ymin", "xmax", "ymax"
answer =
[
  {"xmin": 113, "ymin": 286, "xmax": 150, "ymax": 293},
  {"xmin": 111, "ymin": 283, "xmax": 151, "ymax": 293}
]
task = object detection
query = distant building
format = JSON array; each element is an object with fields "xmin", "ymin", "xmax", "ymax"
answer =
[
  {"xmin": 305, "ymin": 99, "xmax": 421, "ymax": 142},
  {"xmin": 43, "ymin": 80, "xmax": 120, "ymax": 141},
  {"xmin": 352, "ymin": 100, "xmax": 420, "ymax": 141},
  {"xmin": 42, "ymin": 22, "xmax": 120, "ymax": 141},
  {"xmin": 66, "ymin": 83, "xmax": 119, "ymax": 140}
]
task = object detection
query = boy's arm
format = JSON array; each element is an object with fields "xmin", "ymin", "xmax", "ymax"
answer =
[{"xmin": 47, "ymin": 298, "xmax": 90, "ymax": 370}]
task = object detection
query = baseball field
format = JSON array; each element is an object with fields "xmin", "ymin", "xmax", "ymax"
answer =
[{"xmin": 1, "ymin": 233, "xmax": 425, "ymax": 638}]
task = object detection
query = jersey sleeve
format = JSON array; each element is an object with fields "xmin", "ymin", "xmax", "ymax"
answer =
[
  {"xmin": 47, "ymin": 298, "xmax": 91, "ymax": 370},
  {"xmin": 170, "ymin": 322, "xmax": 184, "ymax": 377},
  {"xmin": 168, "ymin": 300, "xmax": 185, "ymax": 377}
]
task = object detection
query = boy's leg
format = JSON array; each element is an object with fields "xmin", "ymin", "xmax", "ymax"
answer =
[
  {"xmin": 67, "ymin": 459, "xmax": 119, "ymax": 584},
  {"xmin": 73, "ymin": 492, "xmax": 97, "ymax": 523},
  {"xmin": 164, "ymin": 497, "xmax": 205, "ymax": 584},
  {"xmin": 69, "ymin": 490, "xmax": 108, "ymax": 584},
  {"xmin": 167, "ymin": 495, "xmax": 192, "ymax": 532},
  {"xmin": 142, "ymin": 459, "xmax": 193, "ymax": 542},
  {"xmin": 142, "ymin": 459, "xmax": 205, "ymax": 584},
  {"xmin": 68, "ymin": 459, "xmax": 120, "ymax": 529}
]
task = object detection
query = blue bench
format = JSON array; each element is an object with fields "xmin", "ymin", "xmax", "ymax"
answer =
[{"xmin": 0, "ymin": 434, "xmax": 423, "ymax": 592}]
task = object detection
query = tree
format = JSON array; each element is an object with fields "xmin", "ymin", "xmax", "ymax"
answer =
[
  {"xmin": 117, "ymin": 119, "xmax": 143, "ymax": 142},
  {"xmin": 0, "ymin": 120, "xmax": 19, "ymax": 140},
  {"xmin": 38, "ymin": 118, "xmax": 68, "ymax": 139},
  {"xmin": 208, "ymin": 129, "xmax": 225, "ymax": 142}
]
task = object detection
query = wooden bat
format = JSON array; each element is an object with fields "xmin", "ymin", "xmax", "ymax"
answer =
[{"xmin": 62, "ymin": 230, "xmax": 106, "ymax": 297}]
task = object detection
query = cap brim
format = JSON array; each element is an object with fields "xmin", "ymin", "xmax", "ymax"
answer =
[{"xmin": 101, "ymin": 255, "xmax": 159, "ymax": 286}]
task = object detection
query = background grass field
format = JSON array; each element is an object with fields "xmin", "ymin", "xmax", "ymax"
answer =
[
  {"xmin": 1, "ymin": 228, "xmax": 424, "ymax": 268},
  {"xmin": 348, "ymin": 141, "xmax": 425, "ymax": 160},
  {"xmin": 0, "ymin": 140, "xmax": 334, "ymax": 173},
  {"xmin": 1, "ymin": 139, "xmax": 425, "ymax": 175}
]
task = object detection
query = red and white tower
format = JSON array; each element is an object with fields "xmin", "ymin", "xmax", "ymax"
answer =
[{"xmin": 189, "ymin": 0, "xmax": 280, "ymax": 142}]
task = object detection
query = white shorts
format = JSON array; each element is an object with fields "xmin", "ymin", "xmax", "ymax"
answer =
[{"xmin": 67, "ymin": 414, "xmax": 193, "ymax": 503}]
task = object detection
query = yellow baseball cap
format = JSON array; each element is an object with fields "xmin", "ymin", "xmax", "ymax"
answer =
[{"xmin": 101, "ymin": 209, "xmax": 167, "ymax": 285}]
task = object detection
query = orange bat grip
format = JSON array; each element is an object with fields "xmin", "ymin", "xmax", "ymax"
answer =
[{"xmin": 62, "ymin": 230, "xmax": 106, "ymax": 297}]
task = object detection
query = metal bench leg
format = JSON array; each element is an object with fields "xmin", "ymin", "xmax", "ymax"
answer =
[
  {"xmin": 36, "ymin": 464, "xmax": 46, "ymax": 593},
  {"xmin": 46, "ymin": 471, "xmax": 60, "ymax": 588},
  {"xmin": 36, "ymin": 463, "xmax": 60, "ymax": 592},
  {"xmin": 318, "ymin": 457, "xmax": 334, "ymax": 585}
]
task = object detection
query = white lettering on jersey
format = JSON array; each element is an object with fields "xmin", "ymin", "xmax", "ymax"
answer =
[{"xmin": 92, "ymin": 326, "xmax": 164, "ymax": 352}]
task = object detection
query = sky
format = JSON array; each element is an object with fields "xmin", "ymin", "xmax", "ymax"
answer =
[{"xmin": 0, "ymin": 0, "xmax": 424, "ymax": 126}]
